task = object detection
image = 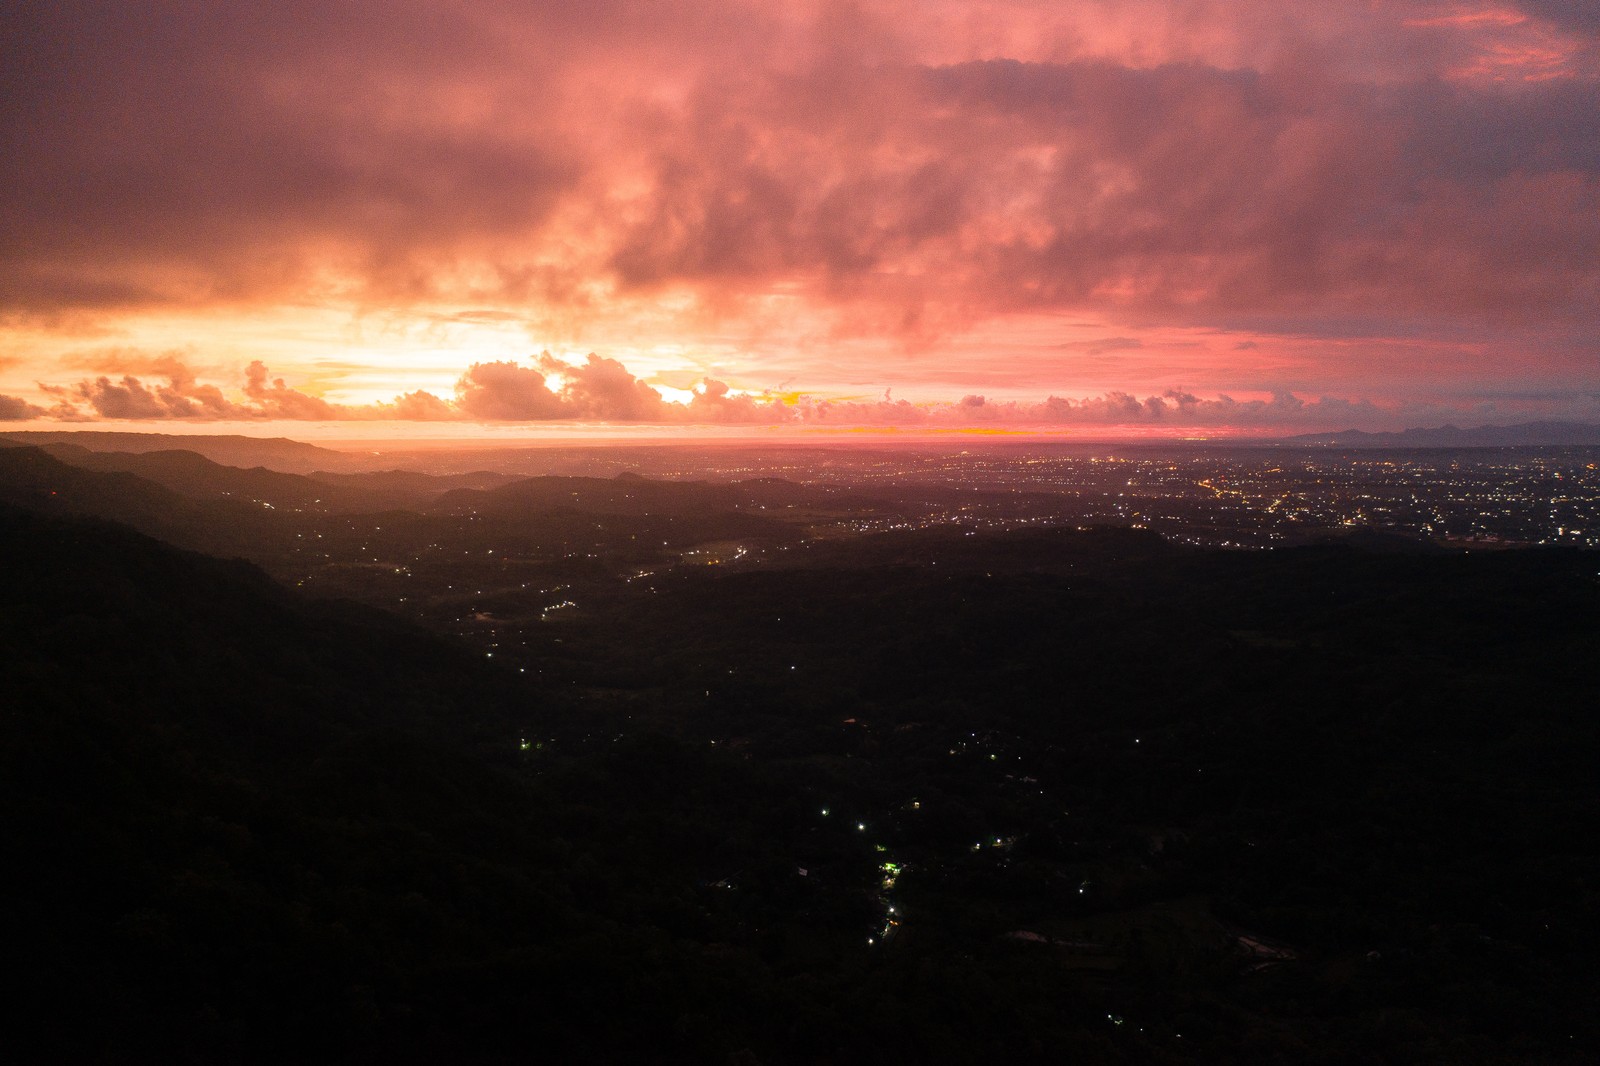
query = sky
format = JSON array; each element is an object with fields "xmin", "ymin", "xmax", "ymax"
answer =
[{"xmin": 2, "ymin": 0, "xmax": 1598, "ymax": 436}]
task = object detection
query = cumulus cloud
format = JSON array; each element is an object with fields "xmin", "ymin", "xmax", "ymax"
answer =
[
  {"xmin": 538, "ymin": 353, "xmax": 670, "ymax": 421},
  {"xmin": 798, "ymin": 387, "xmax": 1435, "ymax": 431},
  {"xmin": 42, "ymin": 361, "xmax": 247, "ymax": 419},
  {"xmin": 453, "ymin": 361, "xmax": 565, "ymax": 420},
  {"xmin": 380, "ymin": 389, "xmax": 456, "ymax": 420},
  {"xmin": 0, "ymin": 393, "xmax": 46, "ymax": 420},
  {"xmin": 452, "ymin": 352, "xmax": 784, "ymax": 422},
  {"xmin": 685, "ymin": 377, "xmax": 792, "ymax": 423},
  {"xmin": 243, "ymin": 361, "xmax": 343, "ymax": 420},
  {"xmin": 39, "ymin": 353, "xmax": 695, "ymax": 423},
  {"xmin": 39, "ymin": 358, "xmax": 345, "ymax": 421},
  {"xmin": 25, "ymin": 347, "xmax": 1582, "ymax": 432}
]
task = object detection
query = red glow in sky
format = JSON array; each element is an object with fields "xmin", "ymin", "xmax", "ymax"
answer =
[{"xmin": 2, "ymin": 1, "xmax": 1597, "ymax": 435}]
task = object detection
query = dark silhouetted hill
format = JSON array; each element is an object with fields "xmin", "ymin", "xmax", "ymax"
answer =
[
  {"xmin": 6, "ymin": 459, "xmax": 1599, "ymax": 1063},
  {"xmin": 433, "ymin": 471, "xmax": 872, "ymax": 517},
  {"xmin": 31, "ymin": 442, "xmax": 394, "ymax": 512},
  {"xmin": 0, "ymin": 430, "xmax": 355, "ymax": 472},
  {"xmin": 2, "ymin": 504, "xmax": 1026, "ymax": 1064},
  {"xmin": 0, "ymin": 505, "xmax": 847, "ymax": 1063},
  {"xmin": 305, "ymin": 466, "xmax": 521, "ymax": 507},
  {"xmin": 1280, "ymin": 420, "xmax": 1600, "ymax": 447},
  {"xmin": 0, "ymin": 445, "xmax": 288, "ymax": 558},
  {"xmin": 0, "ymin": 504, "xmax": 542, "ymax": 1060}
]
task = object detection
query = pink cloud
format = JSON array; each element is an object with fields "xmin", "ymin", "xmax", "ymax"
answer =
[
  {"xmin": 18, "ymin": 348, "xmax": 1600, "ymax": 432},
  {"xmin": 243, "ymin": 361, "xmax": 343, "ymax": 420},
  {"xmin": 43, "ymin": 362, "xmax": 247, "ymax": 420},
  {"xmin": 1, "ymin": 1, "xmax": 1596, "ymax": 413},
  {"xmin": 0, "ymin": 394, "xmax": 46, "ymax": 420},
  {"xmin": 39, "ymin": 359, "xmax": 358, "ymax": 421},
  {"xmin": 538, "ymin": 353, "xmax": 670, "ymax": 421},
  {"xmin": 453, "ymin": 361, "xmax": 565, "ymax": 420},
  {"xmin": 381, "ymin": 390, "xmax": 457, "ymax": 421},
  {"xmin": 685, "ymin": 377, "xmax": 792, "ymax": 423}
]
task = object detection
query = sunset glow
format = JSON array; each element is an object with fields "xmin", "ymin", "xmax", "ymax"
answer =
[{"xmin": 3, "ymin": 0, "xmax": 1597, "ymax": 436}]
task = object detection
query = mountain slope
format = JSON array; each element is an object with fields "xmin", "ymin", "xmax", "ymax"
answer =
[
  {"xmin": 1280, "ymin": 420, "xmax": 1600, "ymax": 447},
  {"xmin": 0, "ymin": 430, "xmax": 355, "ymax": 472},
  {"xmin": 0, "ymin": 503, "xmax": 555, "ymax": 1059},
  {"xmin": 0, "ymin": 505, "xmax": 896, "ymax": 1064},
  {"xmin": 31, "ymin": 442, "xmax": 395, "ymax": 512}
]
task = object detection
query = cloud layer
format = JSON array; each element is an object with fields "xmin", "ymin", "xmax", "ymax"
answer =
[
  {"xmin": 2, "ymin": 1, "xmax": 1597, "ymax": 425},
  {"xmin": 15, "ymin": 351, "xmax": 1593, "ymax": 434}
]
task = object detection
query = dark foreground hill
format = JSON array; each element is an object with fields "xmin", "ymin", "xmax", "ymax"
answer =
[
  {"xmin": 0, "ymin": 507, "xmax": 835, "ymax": 1063},
  {"xmin": 5, "ymin": 506, "xmax": 1121, "ymax": 1064},
  {"xmin": 5, "ymin": 497, "xmax": 1600, "ymax": 1063},
  {"xmin": 1, "ymin": 505, "xmax": 541, "ymax": 1060},
  {"xmin": 28, "ymin": 442, "xmax": 396, "ymax": 512},
  {"xmin": 0, "ymin": 444, "xmax": 296, "ymax": 560}
]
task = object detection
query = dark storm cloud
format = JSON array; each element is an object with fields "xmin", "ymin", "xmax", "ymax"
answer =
[
  {"xmin": 1, "ymin": 0, "xmax": 584, "ymax": 309},
  {"xmin": 1516, "ymin": 0, "xmax": 1600, "ymax": 35}
]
